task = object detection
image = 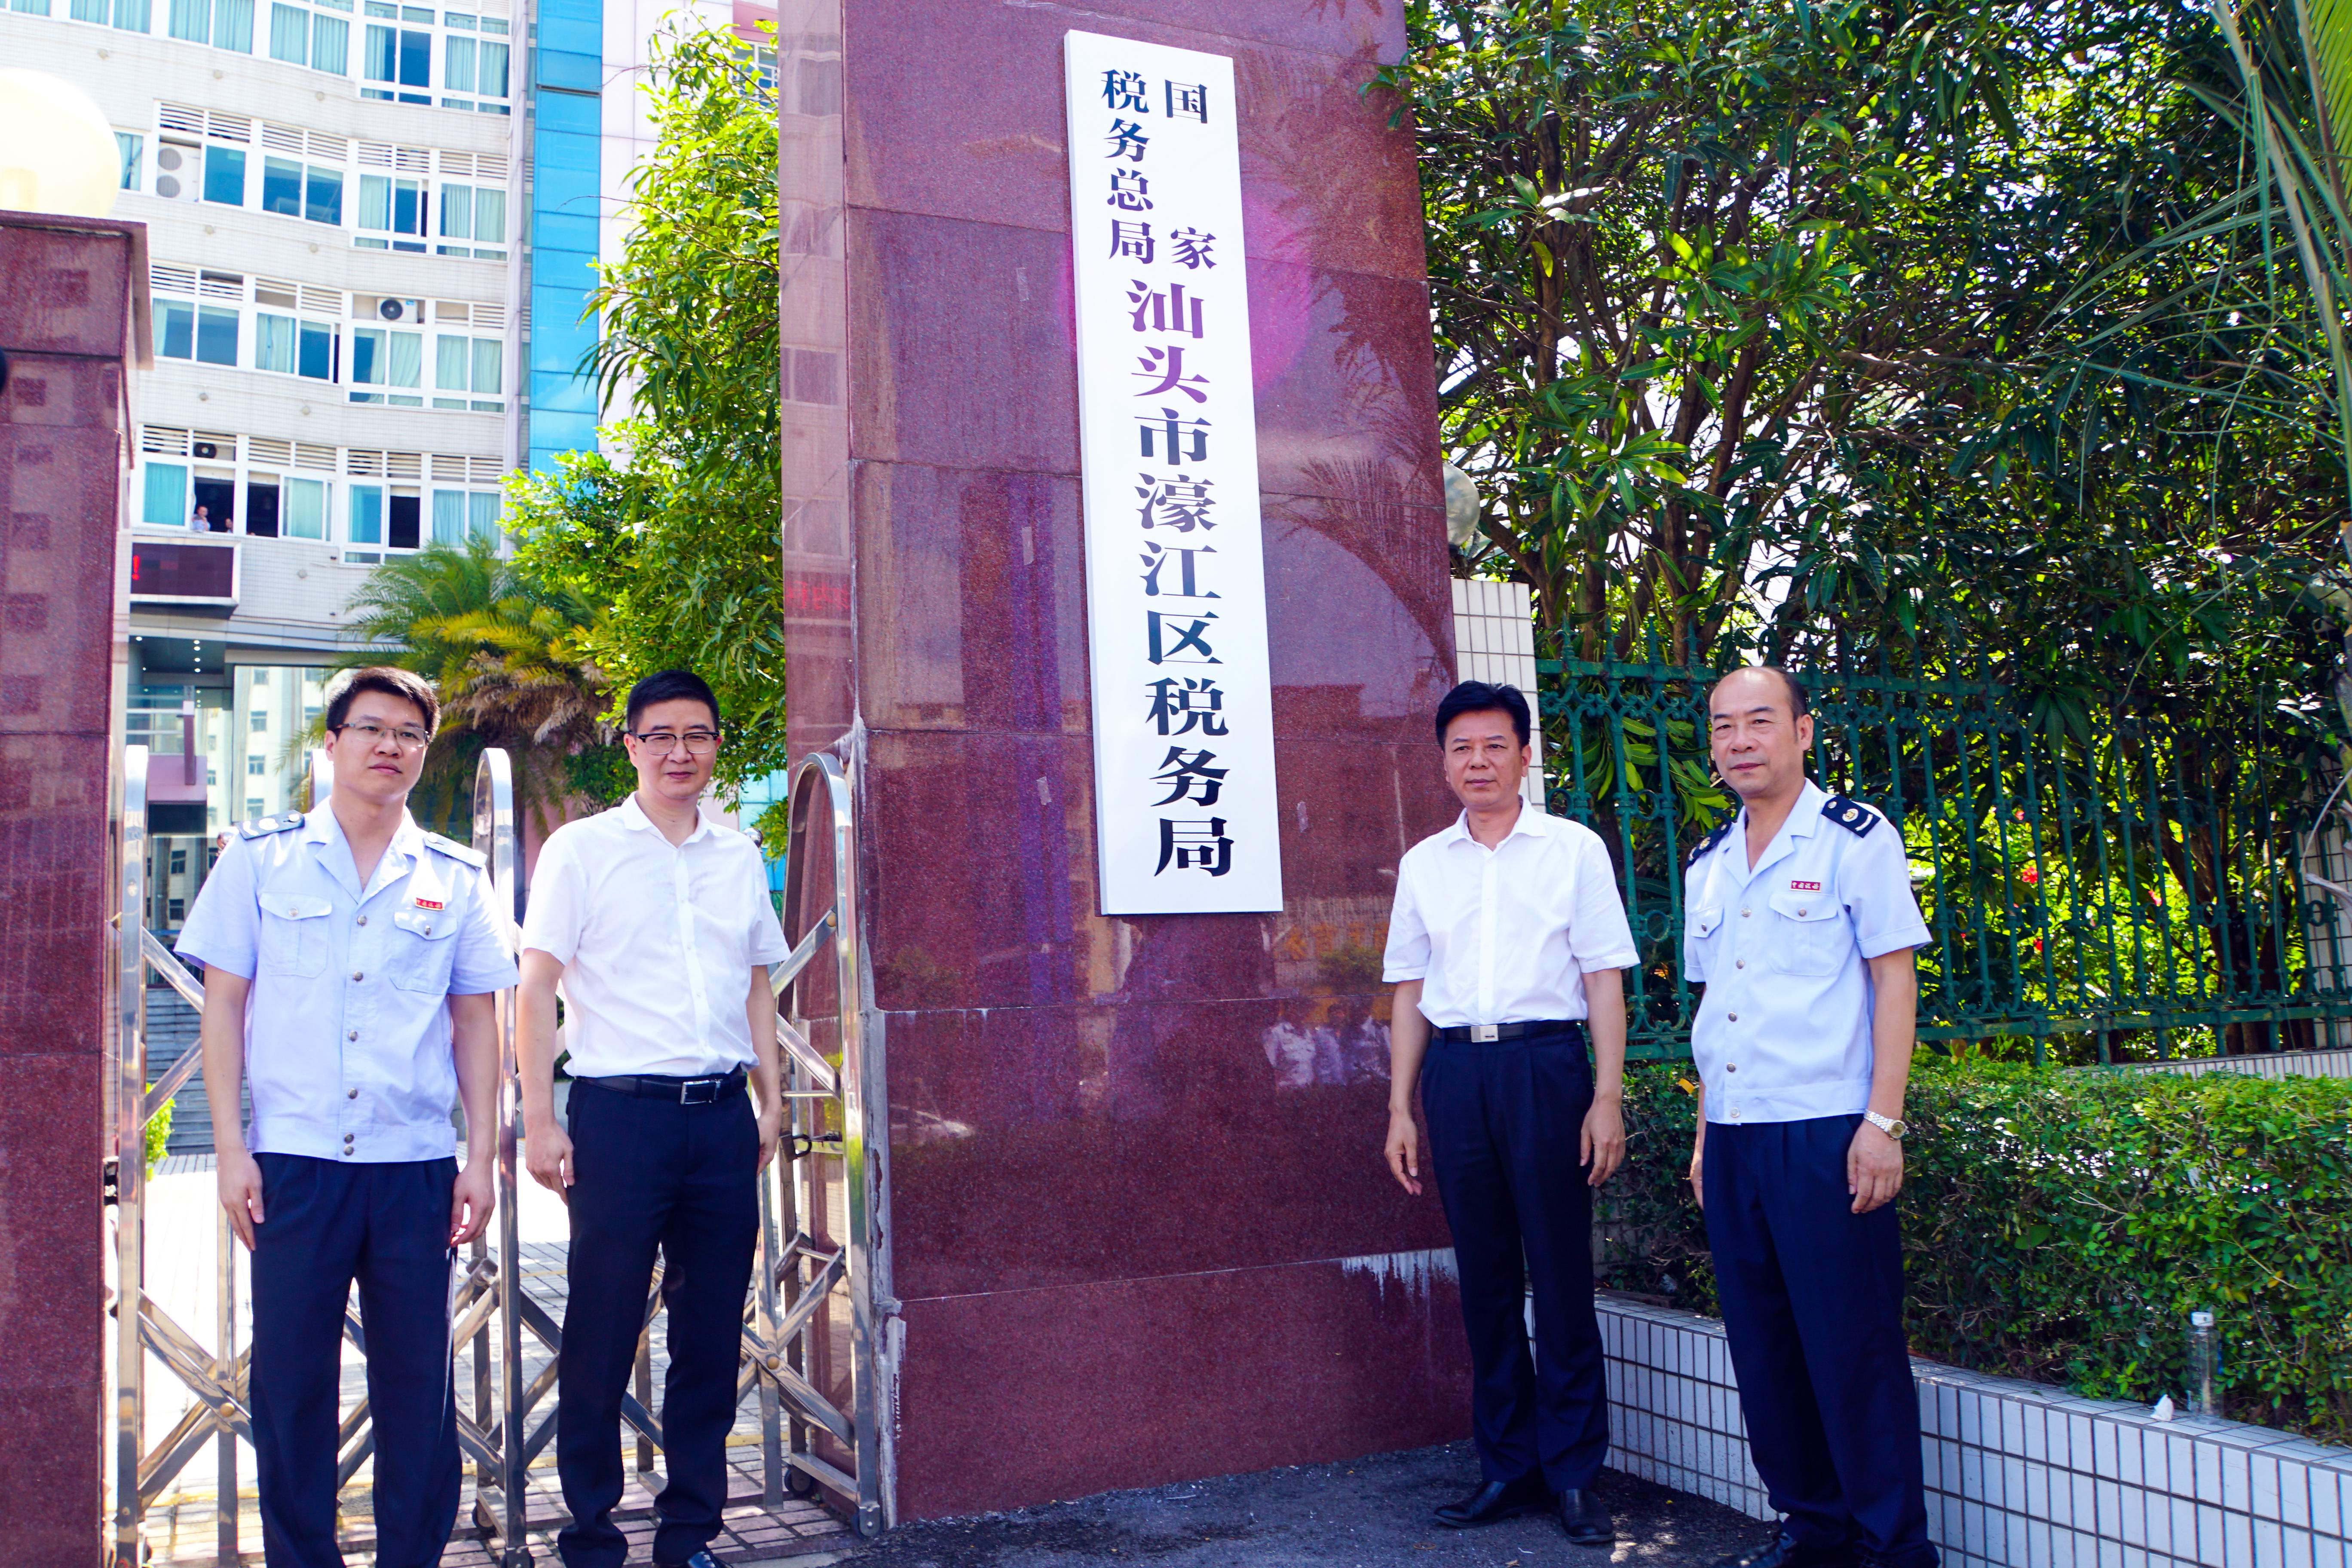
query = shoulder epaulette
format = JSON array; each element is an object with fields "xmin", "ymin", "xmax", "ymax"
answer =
[
  {"xmin": 1686, "ymin": 818, "xmax": 1733, "ymax": 867},
  {"xmin": 1822, "ymin": 795, "xmax": 1877, "ymax": 838},
  {"xmin": 237, "ymin": 813, "xmax": 304, "ymax": 839},
  {"xmin": 422, "ymin": 832, "xmax": 487, "ymax": 868}
]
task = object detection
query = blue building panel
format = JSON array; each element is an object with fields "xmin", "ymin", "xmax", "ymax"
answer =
[{"xmin": 537, "ymin": 47, "xmax": 604, "ymax": 94}]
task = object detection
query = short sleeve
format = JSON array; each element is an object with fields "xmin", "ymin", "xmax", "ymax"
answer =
[
  {"xmin": 742, "ymin": 844, "xmax": 789, "ymax": 968},
  {"xmin": 175, "ymin": 835, "xmax": 259, "ymax": 979},
  {"xmin": 1844, "ymin": 816, "xmax": 1931, "ymax": 959},
  {"xmin": 449, "ymin": 863, "xmax": 521, "ymax": 994},
  {"xmin": 518, "ymin": 828, "xmax": 586, "ymax": 964},
  {"xmin": 1566, "ymin": 833, "xmax": 1640, "ymax": 971},
  {"xmin": 1380, "ymin": 858, "xmax": 1430, "ymax": 984}
]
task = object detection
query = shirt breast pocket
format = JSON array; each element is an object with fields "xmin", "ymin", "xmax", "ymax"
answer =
[
  {"xmin": 1766, "ymin": 890, "xmax": 1846, "ymax": 975},
  {"xmin": 1689, "ymin": 905, "xmax": 1724, "ymax": 960},
  {"xmin": 391, "ymin": 906, "xmax": 458, "ymax": 993},
  {"xmin": 257, "ymin": 892, "xmax": 331, "ymax": 978}
]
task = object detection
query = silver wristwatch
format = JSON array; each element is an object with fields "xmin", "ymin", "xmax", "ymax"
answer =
[{"xmin": 1862, "ymin": 1109, "xmax": 1908, "ymax": 1141}]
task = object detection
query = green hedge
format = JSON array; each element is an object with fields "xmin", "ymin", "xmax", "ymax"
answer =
[{"xmin": 1593, "ymin": 1056, "xmax": 2352, "ymax": 1440}]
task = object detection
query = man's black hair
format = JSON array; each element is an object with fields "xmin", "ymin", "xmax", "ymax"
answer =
[
  {"xmin": 625, "ymin": 669, "xmax": 721, "ymax": 732},
  {"xmin": 325, "ymin": 666, "xmax": 439, "ymax": 735},
  {"xmin": 1711, "ymin": 664, "xmax": 1810, "ymax": 720},
  {"xmin": 1433, "ymin": 680, "xmax": 1531, "ymax": 747}
]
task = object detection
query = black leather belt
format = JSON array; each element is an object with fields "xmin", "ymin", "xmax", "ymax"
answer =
[
  {"xmin": 576, "ymin": 1067, "xmax": 747, "ymax": 1105},
  {"xmin": 1430, "ymin": 1020, "xmax": 1583, "ymax": 1044}
]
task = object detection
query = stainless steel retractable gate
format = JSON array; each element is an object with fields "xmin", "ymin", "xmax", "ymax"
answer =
[{"xmin": 108, "ymin": 744, "xmax": 887, "ymax": 1565}]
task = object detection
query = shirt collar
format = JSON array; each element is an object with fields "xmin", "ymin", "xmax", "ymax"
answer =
[
  {"xmin": 619, "ymin": 792, "xmax": 715, "ymax": 845},
  {"xmin": 1730, "ymin": 779, "xmax": 1825, "ymax": 871},
  {"xmin": 1442, "ymin": 799, "xmax": 1550, "ymax": 848},
  {"xmin": 301, "ymin": 804, "xmax": 425, "ymax": 899}
]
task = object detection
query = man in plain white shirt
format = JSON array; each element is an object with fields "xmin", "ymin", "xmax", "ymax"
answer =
[
  {"xmin": 1382, "ymin": 681, "xmax": 1638, "ymax": 1548},
  {"xmin": 518, "ymin": 669, "xmax": 790, "ymax": 1568}
]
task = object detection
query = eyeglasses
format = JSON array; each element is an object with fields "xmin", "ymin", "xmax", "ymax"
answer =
[
  {"xmin": 628, "ymin": 728, "xmax": 721, "ymax": 756},
  {"xmin": 334, "ymin": 720, "xmax": 432, "ymax": 750}
]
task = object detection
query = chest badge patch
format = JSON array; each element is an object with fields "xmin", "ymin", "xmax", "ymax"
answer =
[
  {"xmin": 1789, "ymin": 879, "xmax": 1822, "ymax": 892},
  {"xmin": 411, "ymin": 896, "xmax": 446, "ymax": 911}
]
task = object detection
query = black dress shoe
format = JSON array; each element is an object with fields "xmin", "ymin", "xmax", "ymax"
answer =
[
  {"xmin": 1434, "ymin": 1475, "xmax": 1551, "ymax": 1527},
  {"xmin": 1559, "ymin": 1487, "xmax": 1616, "ymax": 1547},
  {"xmin": 1710, "ymin": 1529, "xmax": 1855, "ymax": 1568},
  {"xmin": 653, "ymin": 1550, "xmax": 726, "ymax": 1568}
]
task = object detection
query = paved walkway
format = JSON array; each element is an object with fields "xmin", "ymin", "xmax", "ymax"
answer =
[{"xmin": 837, "ymin": 1444, "xmax": 1760, "ymax": 1568}]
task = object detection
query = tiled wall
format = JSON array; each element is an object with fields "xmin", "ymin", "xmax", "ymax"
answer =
[
  {"xmin": 1450, "ymin": 576, "xmax": 1545, "ymax": 807},
  {"xmin": 1598, "ymin": 1295, "xmax": 2352, "ymax": 1568}
]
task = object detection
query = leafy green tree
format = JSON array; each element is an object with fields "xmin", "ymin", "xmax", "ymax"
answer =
[{"xmin": 504, "ymin": 21, "xmax": 787, "ymax": 795}]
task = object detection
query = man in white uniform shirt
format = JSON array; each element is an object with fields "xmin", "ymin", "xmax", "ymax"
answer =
[
  {"xmin": 178, "ymin": 666, "xmax": 516, "ymax": 1568},
  {"xmin": 1381, "ymin": 681, "xmax": 1638, "ymax": 1547},
  {"xmin": 518, "ymin": 669, "xmax": 790, "ymax": 1568},
  {"xmin": 1681, "ymin": 666, "xmax": 1934, "ymax": 1568}
]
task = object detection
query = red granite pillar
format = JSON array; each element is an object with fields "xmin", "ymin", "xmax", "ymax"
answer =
[
  {"xmin": 0, "ymin": 210, "xmax": 146, "ymax": 1568},
  {"xmin": 778, "ymin": 6, "xmax": 1466, "ymax": 1519}
]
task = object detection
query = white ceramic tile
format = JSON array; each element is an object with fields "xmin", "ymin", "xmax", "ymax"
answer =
[
  {"xmin": 2287, "ymin": 1526, "xmax": 2316, "ymax": 1568},
  {"xmin": 2196, "ymin": 1503, "xmax": 2227, "ymax": 1568},
  {"xmin": 2223, "ymin": 1510, "xmax": 2254, "ymax": 1568},
  {"xmin": 2283, "ymin": 1462, "xmax": 2312, "ymax": 1529},
  {"xmin": 2224, "ymin": 1447, "xmax": 2251, "ymax": 1512},
  {"xmin": 2256, "ymin": 1455, "xmax": 2284, "ymax": 1522}
]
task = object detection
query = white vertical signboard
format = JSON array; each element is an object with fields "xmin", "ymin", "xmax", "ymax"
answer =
[{"xmin": 1065, "ymin": 29, "xmax": 1284, "ymax": 916}]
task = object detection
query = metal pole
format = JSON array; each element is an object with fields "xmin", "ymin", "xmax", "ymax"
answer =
[
  {"xmin": 114, "ymin": 745, "xmax": 150, "ymax": 1568},
  {"xmin": 217, "ymin": 1201, "xmax": 241, "ymax": 1563},
  {"xmin": 473, "ymin": 750, "xmax": 530, "ymax": 1566}
]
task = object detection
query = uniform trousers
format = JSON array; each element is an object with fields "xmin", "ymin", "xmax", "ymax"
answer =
[
  {"xmin": 249, "ymin": 1154, "xmax": 460, "ymax": 1568},
  {"xmin": 556, "ymin": 1079, "xmax": 759, "ymax": 1568},
  {"xmin": 1703, "ymin": 1115, "xmax": 1935, "ymax": 1568},
  {"xmin": 1421, "ymin": 1022, "xmax": 1610, "ymax": 1493}
]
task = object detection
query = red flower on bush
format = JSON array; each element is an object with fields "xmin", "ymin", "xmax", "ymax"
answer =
[{"xmin": 2021, "ymin": 864, "xmax": 2040, "ymax": 885}]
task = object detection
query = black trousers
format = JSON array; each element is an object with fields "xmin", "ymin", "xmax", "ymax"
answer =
[
  {"xmin": 248, "ymin": 1155, "xmax": 459, "ymax": 1568},
  {"xmin": 1703, "ymin": 1115, "xmax": 1935, "ymax": 1568},
  {"xmin": 1421, "ymin": 1023, "xmax": 1609, "ymax": 1492},
  {"xmin": 556, "ymin": 1080, "xmax": 760, "ymax": 1568}
]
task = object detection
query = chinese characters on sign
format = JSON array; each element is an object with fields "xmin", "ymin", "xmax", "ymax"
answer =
[{"xmin": 1065, "ymin": 31, "xmax": 1283, "ymax": 915}]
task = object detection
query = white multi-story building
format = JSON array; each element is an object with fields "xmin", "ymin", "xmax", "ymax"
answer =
[{"xmin": 7, "ymin": 0, "xmax": 750, "ymax": 924}]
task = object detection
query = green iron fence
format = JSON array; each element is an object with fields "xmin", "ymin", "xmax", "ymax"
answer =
[{"xmin": 1536, "ymin": 634, "xmax": 2352, "ymax": 1064}]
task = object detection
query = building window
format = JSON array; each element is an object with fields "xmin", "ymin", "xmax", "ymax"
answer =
[
  {"xmin": 72, "ymin": 0, "xmax": 153, "ymax": 31},
  {"xmin": 430, "ymin": 488, "xmax": 500, "ymax": 544},
  {"xmin": 254, "ymin": 312, "xmax": 338, "ymax": 381},
  {"xmin": 168, "ymin": 0, "xmax": 253, "ymax": 49},
  {"xmin": 438, "ymin": 13, "xmax": 510, "ymax": 112},
  {"xmin": 432, "ymin": 334, "xmax": 502, "ymax": 411},
  {"xmin": 116, "ymin": 132, "xmax": 143, "ymax": 190},
  {"xmin": 155, "ymin": 299, "xmax": 240, "ymax": 366},
  {"xmin": 284, "ymin": 477, "xmax": 329, "ymax": 540},
  {"xmin": 203, "ymin": 144, "xmax": 247, "ymax": 206},
  {"xmin": 350, "ymin": 327, "xmax": 424, "ymax": 404},
  {"xmin": 245, "ymin": 798, "xmax": 263, "ymax": 817},
  {"xmin": 347, "ymin": 484, "xmax": 385, "ymax": 546},
  {"xmin": 361, "ymin": 3, "xmax": 433, "ymax": 102},
  {"xmin": 268, "ymin": 0, "xmax": 352, "ymax": 72},
  {"xmin": 356, "ymin": 174, "xmax": 427, "ymax": 250},
  {"xmin": 247, "ymin": 754, "xmax": 266, "ymax": 776},
  {"xmin": 11, "ymin": 0, "xmax": 54, "ymax": 15},
  {"xmin": 142, "ymin": 463, "xmax": 189, "ymax": 527},
  {"xmin": 435, "ymin": 183, "xmax": 506, "ymax": 258},
  {"xmin": 261, "ymin": 158, "xmax": 343, "ymax": 226},
  {"xmin": 250, "ymin": 710, "xmax": 269, "ymax": 732}
]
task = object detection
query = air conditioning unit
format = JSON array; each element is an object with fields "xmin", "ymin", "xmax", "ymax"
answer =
[
  {"xmin": 377, "ymin": 297, "xmax": 412, "ymax": 322},
  {"xmin": 193, "ymin": 441, "xmax": 220, "ymax": 459},
  {"xmin": 152, "ymin": 140, "xmax": 202, "ymax": 202}
]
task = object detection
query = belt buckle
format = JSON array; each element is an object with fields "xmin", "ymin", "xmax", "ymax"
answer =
[
  {"xmin": 680, "ymin": 1077, "xmax": 719, "ymax": 1106},
  {"xmin": 1471, "ymin": 1023, "xmax": 1499, "ymax": 1043}
]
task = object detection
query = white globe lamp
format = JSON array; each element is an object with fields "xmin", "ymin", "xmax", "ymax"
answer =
[{"xmin": 0, "ymin": 70, "xmax": 122, "ymax": 219}]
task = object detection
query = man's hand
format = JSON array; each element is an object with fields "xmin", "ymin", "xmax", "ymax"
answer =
[
  {"xmin": 1687, "ymin": 1139, "xmax": 1704, "ymax": 1210},
  {"xmin": 1384, "ymin": 1108, "xmax": 1423, "ymax": 1196},
  {"xmin": 449, "ymin": 1158, "xmax": 495, "ymax": 1246},
  {"xmin": 1848, "ymin": 1120, "xmax": 1904, "ymax": 1214},
  {"xmin": 1581, "ymin": 1096, "xmax": 1626, "ymax": 1187},
  {"xmin": 525, "ymin": 1119, "xmax": 575, "ymax": 1199},
  {"xmin": 218, "ymin": 1147, "xmax": 265, "ymax": 1249},
  {"xmin": 756, "ymin": 1106, "xmax": 784, "ymax": 1174}
]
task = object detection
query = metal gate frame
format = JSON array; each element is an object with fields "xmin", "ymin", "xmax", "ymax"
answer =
[{"xmin": 107, "ymin": 743, "xmax": 888, "ymax": 1564}]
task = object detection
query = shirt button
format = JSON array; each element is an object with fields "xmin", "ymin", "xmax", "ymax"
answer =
[
  {"xmin": 346, "ymin": 1088, "xmax": 358, "ymax": 1099},
  {"xmin": 356, "ymin": 915, "xmax": 368, "ymax": 927},
  {"xmin": 1741, "ymin": 908, "xmax": 1751, "ymax": 918},
  {"xmin": 1727, "ymin": 1063, "xmax": 1738, "ymax": 1072},
  {"xmin": 1797, "ymin": 907, "xmax": 1807, "ymax": 917},
  {"xmin": 1735, "ymin": 959, "xmax": 1745, "ymax": 969},
  {"xmin": 347, "ymin": 1030, "xmax": 358, "ymax": 1041},
  {"xmin": 351, "ymin": 971, "xmax": 364, "ymax": 981},
  {"xmin": 1728, "ymin": 1012, "xmax": 1738, "ymax": 1021}
]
